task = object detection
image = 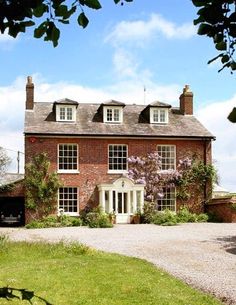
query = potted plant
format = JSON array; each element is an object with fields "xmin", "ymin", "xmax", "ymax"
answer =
[{"xmin": 132, "ymin": 209, "xmax": 142, "ymax": 224}]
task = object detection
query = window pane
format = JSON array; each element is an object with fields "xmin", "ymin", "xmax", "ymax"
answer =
[
  {"xmin": 157, "ymin": 188, "xmax": 176, "ymax": 212},
  {"xmin": 153, "ymin": 109, "xmax": 159, "ymax": 122},
  {"xmin": 59, "ymin": 187, "xmax": 78, "ymax": 213},
  {"xmin": 157, "ymin": 145, "xmax": 175, "ymax": 170},
  {"xmin": 58, "ymin": 144, "xmax": 78, "ymax": 171},
  {"xmin": 114, "ymin": 109, "xmax": 120, "ymax": 121},
  {"xmin": 108, "ymin": 145, "xmax": 127, "ymax": 171}
]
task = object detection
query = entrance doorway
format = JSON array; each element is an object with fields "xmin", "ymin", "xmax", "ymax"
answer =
[{"xmin": 98, "ymin": 177, "xmax": 145, "ymax": 224}]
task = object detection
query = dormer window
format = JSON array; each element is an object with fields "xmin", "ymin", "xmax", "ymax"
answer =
[
  {"xmin": 150, "ymin": 108, "xmax": 168, "ymax": 124},
  {"xmin": 59, "ymin": 106, "xmax": 74, "ymax": 121},
  {"xmin": 54, "ymin": 99, "xmax": 78, "ymax": 122},
  {"xmin": 104, "ymin": 106, "xmax": 123, "ymax": 123}
]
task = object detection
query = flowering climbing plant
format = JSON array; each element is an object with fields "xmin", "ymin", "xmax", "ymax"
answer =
[{"xmin": 127, "ymin": 151, "xmax": 216, "ymax": 204}]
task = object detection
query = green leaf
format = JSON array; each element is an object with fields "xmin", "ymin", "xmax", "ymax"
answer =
[
  {"xmin": 192, "ymin": 0, "xmax": 207, "ymax": 7},
  {"xmin": 33, "ymin": 4, "xmax": 47, "ymax": 18},
  {"xmin": 221, "ymin": 54, "xmax": 229, "ymax": 64},
  {"xmin": 114, "ymin": 0, "xmax": 121, "ymax": 3},
  {"xmin": 230, "ymin": 61, "xmax": 236, "ymax": 70},
  {"xmin": 34, "ymin": 22, "xmax": 47, "ymax": 38},
  {"xmin": 215, "ymin": 41, "xmax": 227, "ymax": 50},
  {"xmin": 81, "ymin": 0, "xmax": 102, "ymax": 9},
  {"xmin": 228, "ymin": 107, "xmax": 236, "ymax": 123},
  {"xmin": 55, "ymin": 4, "xmax": 68, "ymax": 17},
  {"xmin": 193, "ymin": 15, "xmax": 205, "ymax": 25},
  {"xmin": 78, "ymin": 12, "xmax": 89, "ymax": 28},
  {"xmin": 51, "ymin": 26, "xmax": 60, "ymax": 47},
  {"xmin": 197, "ymin": 23, "xmax": 212, "ymax": 35}
]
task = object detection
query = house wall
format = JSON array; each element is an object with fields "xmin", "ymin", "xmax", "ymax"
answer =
[{"xmin": 25, "ymin": 136, "xmax": 211, "ymax": 214}]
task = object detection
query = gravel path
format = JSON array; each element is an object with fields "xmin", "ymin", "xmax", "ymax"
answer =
[{"xmin": 1, "ymin": 223, "xmax": 236, "ymax": 304}]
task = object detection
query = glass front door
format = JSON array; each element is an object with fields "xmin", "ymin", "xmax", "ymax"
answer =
[
  {"xmin": 117, "ymin": 192, "xmax": 127, "ymax": 214},
  {"xmin": 116, "ymin": 192, "xmax": 129, "ymax": 223}
]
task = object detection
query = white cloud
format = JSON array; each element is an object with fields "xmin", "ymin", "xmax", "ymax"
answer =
[
  {"xmin": 197, "ymin": 96, "xmax": 236, "ymax": 191},
  {"xmin": 105, "ymin": 13, "xmax": 195, "ymax": 46},
  {"xmin": 0, "ymin": 33, "xmax": 18, "ymax": 49}
]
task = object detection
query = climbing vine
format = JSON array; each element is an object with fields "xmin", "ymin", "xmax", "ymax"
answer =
[
  {"xmin": 176, "ymin": 160, "xmax": 217, "ymax": 202},
  {"xmin": 25, "ymin": 152, "xmax": 62, "ymax": 219}
]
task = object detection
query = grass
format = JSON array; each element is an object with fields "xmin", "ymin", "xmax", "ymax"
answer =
[{"xmin": 0, "ymin": 238, "xmax": 223, "ymax": 305}]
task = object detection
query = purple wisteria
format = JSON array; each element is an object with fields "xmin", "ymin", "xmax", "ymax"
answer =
[{"xmin": 127, "ymin": 152, "xmax": 192, "ymax": 202}]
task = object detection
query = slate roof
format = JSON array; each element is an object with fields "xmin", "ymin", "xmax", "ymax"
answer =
[
  {"xmin": 24, "ymin": 102, "xmax": 215, "ymax": 139},
  {"xmin": 0, "ymin": 173, "xmax": 24, "ymax": 186}
]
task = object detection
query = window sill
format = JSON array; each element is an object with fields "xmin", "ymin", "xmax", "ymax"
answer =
[
  {"xmin": 58, "ymin": 212, "xmax": 79, "ymax": 217},
  {"xmin": 107, "ymin": 170, "xmax": 128, "ymax": 174},
  {"xmin": 57, "ymin": 170, "xmax": 80, "ymax": 174}
]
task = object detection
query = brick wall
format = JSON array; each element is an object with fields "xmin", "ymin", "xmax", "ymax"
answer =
[
  {"xmin": 206, "ymin": 197, "xmax": 236, "ymax": 223},
  {"xmin": 0, "ymin": 180, "xmax": 24, "ymax": 198},
  {"xmin": 25, "ymin": 136, "xmax": 211, "ymax": 214}
]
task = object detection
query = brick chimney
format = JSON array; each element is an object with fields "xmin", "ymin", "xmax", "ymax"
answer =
[
  {"xmin": 26, "ymin": 76, "xmax": 34, "ymax": 110},
  {"xmin": 179, "ymin": 85, "xmax": 193, "ymax": 115}
]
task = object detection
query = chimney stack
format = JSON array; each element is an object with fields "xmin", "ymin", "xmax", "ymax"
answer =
[
  {"xmin": 26, "ymin": 76, "xmax": 34, "ymax": 110},
  {"xmin": 179, "ymin": 85, "xmax": 193, "ymax": 115}
]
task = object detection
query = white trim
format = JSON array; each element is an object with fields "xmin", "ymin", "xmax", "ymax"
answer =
[
  {"xmin": 157, "ymin": 144, "xmax": 176, "ymax": 170},
  {"xmin": 57, "ymin": 170, "xmax": 80, "ymax": 174},
  {"xmin": 108, "ymin": 144, "xmax": 128, "ymax": 172},
  {"xmin": 108, "ymin": 170, "xmax": 128, "ymax": 174},
  {"xmin": 150, "ymin": 108, "xmax": 168, "ymax": 124},
  {"xmin": 58, "ymin": 187, "xmax": 79, "ymax": 215},
  {"xmin": 103, "ymin": 106, "xmax": 123, "ymax": 123},
  {"xmin": 98, "ymin": 177, "xmax": 145, "ymax": 223},
  {"xmin": 57, "ymin": 143, "xmax": 79, "ymax": 173},
  {"xmin": 56, "ymin": 105, "xmax": 76, "ymax": 122},
  {"xmin": 157, "ymin": 188, "xmax": 176, "ymax": 212}
]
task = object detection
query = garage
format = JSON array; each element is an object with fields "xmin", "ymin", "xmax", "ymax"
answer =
[
  {"xmin": 0, "ymin": 197, "xmax": 25, "ymax": 226},
  {"xmin": 0, "ymin": 173, "xmax": 25, "ymax": 227}
]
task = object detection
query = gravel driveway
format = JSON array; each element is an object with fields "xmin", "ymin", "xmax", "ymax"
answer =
[{"xmin": 1, "ymin": 223, "xmax": 236, "ymax": 304}]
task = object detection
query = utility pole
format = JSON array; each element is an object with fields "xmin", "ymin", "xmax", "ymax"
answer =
[
  {"xmin": 143, "ymin": 85, "xmax": 146, "ymax": 105},
  {"xmin": 17, "ymin": 151, "xmax": 20, "ymax": 174}
]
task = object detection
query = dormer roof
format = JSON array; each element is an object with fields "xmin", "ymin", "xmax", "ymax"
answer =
[{"xmin": 149, "ymin": 101, "xmax": 172, "ymax": 108}]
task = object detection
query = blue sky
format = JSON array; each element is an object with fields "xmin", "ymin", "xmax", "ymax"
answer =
[{"xmin": 0, "ymin": 0, "xmax": 235, "ymax": 191}]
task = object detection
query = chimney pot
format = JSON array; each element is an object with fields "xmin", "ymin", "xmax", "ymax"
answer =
[
  {"xmin": 179, "ymin": 85, "xmax": 193, "ymax": 115},
  {"xmin": 26, "ymin": 76, "xmax": 34, "ymax": 110}
]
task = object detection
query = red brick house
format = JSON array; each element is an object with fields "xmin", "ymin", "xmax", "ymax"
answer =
[{"xmin": 24, "ymin": 77, "xmax": 215, "ymax": 223}]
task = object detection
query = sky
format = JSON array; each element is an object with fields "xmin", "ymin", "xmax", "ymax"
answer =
[{"xmin": 0, "ymin": 0, "xmax": 235, "ymax": 191}]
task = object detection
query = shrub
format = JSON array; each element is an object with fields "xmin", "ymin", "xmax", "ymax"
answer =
[
  {"xmin": 152, "ymin": 210, "xmax": 178, "ymax": 226},
  {"xmin": 150, "ymin": 207, "xmax": 209, "ymax": 226},
  {"xmin": 86, "ymin": 207, "xmax": 113, "ymax": 228},
  {"xmin": 143, "ymin": 201, "xmax": 158, "ymax": 223},
  {"xmin": 177, "ymin": 207, "xmax": 198, "ymax": 223},
  {"xmin": 26, "ymin": 215, "xmax": 83, "ymax": 229},
  {"xmin": 196, "ymin": 213, "xmax": 209, "ymax": 222}
]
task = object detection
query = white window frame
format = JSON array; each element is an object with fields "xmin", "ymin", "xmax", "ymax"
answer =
[
  {"xmin": 103, "ymin": 106, "xmax": 123, "ymax": 123},
  {"xmin": 157, "ymin": 145, "xmax": 176, "ymax": 170},
  {"xmin": 56, "ymin": 105, "xmax": 76, "ymax": 122},
  {"xmin": 108, "ymin": 144, "xmax": 128, "ymax": 173},
  {"xmin": 58, "ymin": 144, "xmax": 79, "ymax": 173},
  {"xmin": 150, "ymin": 108, "xmax": 168, "ymax": 124},
  {"xmin": 157, "ymin": 188, "xmax": 176, "ymax": 212},
  {"xmin": 58, "ymin": 187, "xmax": 79, "ymax": 216}
]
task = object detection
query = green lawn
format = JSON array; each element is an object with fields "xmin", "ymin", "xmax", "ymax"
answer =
[{"xmin": 0, "ymin": 239, "xmax": 223, "ymax": 305}]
